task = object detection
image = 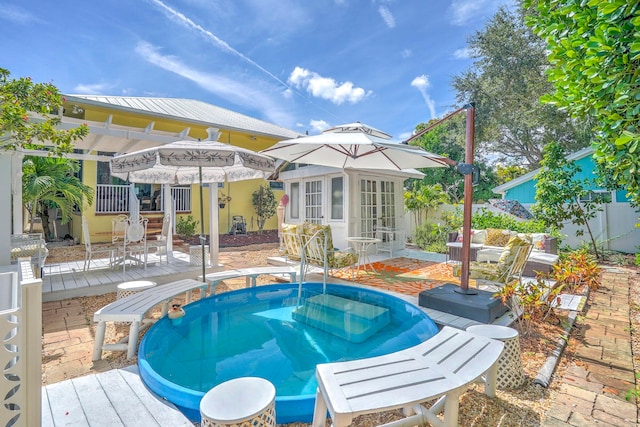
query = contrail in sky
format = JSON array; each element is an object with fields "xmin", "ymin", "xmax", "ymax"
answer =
[{"xmin": 148, "ymin": 0, "xmax": 290, "ymax": 89}]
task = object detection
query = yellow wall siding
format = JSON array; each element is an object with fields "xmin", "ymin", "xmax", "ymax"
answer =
[{"xmin": 73, "ymin": 102, "xmax": 284, "ymax": 241}]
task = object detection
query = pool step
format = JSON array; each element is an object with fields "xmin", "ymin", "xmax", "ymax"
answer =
[{"xmin": 292, "ymin": 294, "xmax": 390, "ymax": 343}]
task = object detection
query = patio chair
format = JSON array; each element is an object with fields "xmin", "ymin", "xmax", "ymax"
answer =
[
  {"xmin": 147, "ymin": 214, "xmax": 171, "ymax": 264},
  {"xmin": 453, "ymin": 235, "xmax": 533, "ymax": 290},
  {"xmin": 114, "ymin": 216, "xmax": 148, "ymax": 274},
  {"xmin": 231, "ymin": 215, "xmax": 247, "ymax": 235},
  {"xmin": 81, "ymin": 216, "xmax": 116, "ymax": 271}
]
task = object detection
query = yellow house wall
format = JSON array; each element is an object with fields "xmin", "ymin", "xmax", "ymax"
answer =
[{"xmin": 73, "ymin": 102, "xmax": 285, "ymax": 242}]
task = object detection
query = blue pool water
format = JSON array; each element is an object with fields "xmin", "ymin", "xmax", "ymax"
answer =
[{"xmin": 138, "ymin": 283, "xmax": 439, "ymax": 423}]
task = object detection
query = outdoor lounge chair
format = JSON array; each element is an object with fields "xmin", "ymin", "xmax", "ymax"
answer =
[
  {"xmin": 453, "ymin": 235, "xmax": 533, "ymax": 289},
  {"xmin": 312, "ymin": 326, "xmax": 504, "ymax": 427}
]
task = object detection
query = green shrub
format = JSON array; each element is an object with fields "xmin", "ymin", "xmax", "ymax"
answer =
[
  {"xmin": 471, "ymin": 208, "xmax": 548, "ymax": 234},
  {"xmin": 414, "ymin": 222, "xmax": 449, "ymax": 253},
  {"xmin": 176, "ymin": 215, "xmax": 198, "ymax": 239}
]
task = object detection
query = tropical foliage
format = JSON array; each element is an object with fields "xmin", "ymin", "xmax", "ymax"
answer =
[
  {"xmin": 409, "ymin": 113, "xmax": 499, "ymax": 203},
  {"xmin": 403, "ymin": 183, "xmax": 449, "ymax": 228},
  {"xmin": 252, "ymin": 185, "xmax": 277, "ymax": 232},
  {"xmin": 22, "ymin": 156, "xmax": 93, "ymax": 241},
  {"xmin": 532, "ymin": 142, "xmax": 605, "ymax": 258},
  {"xmin": 0, "ymin": 68, "xmax": 88, "ymax": 156},
  {"xmin": 525, "ymin": 0, "xmax": 640, "ymax": 206},
  {"xmin": 452, "ymin": 6, "xmax": 592, "ymax": 169}
]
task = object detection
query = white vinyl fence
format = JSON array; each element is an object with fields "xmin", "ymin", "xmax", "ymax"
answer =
[
  {"xmin": 0, "ymin": 260, "xmax": 42, "ymax": 427},
  {"xmin": 406, "ymin": 203, "xmax": 639, "ymax": 254}
]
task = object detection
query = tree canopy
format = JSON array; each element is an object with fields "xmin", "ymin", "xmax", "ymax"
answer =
[
  {"xmin": 452, "ymin": 6, "xmax": 592, "ymax": 169},
  {"xmin": 0, "ymin": 68, "xmax": 88, "ymax": 156},
  {"xmin": 409, "ymin": 113, "xmax": 499, "ymax": 203},
  {"xmin": 524, "ymin": 0, "xmax": 640, "ymax": 206}
]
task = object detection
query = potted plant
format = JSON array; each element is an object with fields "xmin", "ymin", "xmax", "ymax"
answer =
[{"xmin": 218, "ymin": 193, "xmax": 231, "ymax": 209}]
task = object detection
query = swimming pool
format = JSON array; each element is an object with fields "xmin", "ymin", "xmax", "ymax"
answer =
[{"xmin": 138, "ymin": 282, "xmax": 438, "ymax": 423}]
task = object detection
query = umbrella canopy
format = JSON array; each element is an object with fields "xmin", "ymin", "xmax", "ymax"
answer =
[
  {"xmin": 488, "ymin": 199, "xmax": 534, "ymax": 220},
  {"xmin": 110, "ymin": 139, "xmax": 276, "ymax": 282},
  {"xmin": 110, "ymin": 140, "xmax": 274, "ymax": 183},
  {"xmin": 261, "ymin": 122, "xmax": 454, "ymax": 170}
]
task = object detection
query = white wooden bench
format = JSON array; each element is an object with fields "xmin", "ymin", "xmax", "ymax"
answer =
[
  {"xmin": 312, "ymin": 326, "xmax": 505, "ymax": 427},
  {"xmin": 203, "ymin": 266, "xmax": 297, "ymax": 291},
  {"xmin": 92, "ymin": 278, "xmax": 207, "ymax": 361}
]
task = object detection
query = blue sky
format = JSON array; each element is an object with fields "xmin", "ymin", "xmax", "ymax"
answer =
[{"xmin": 1, "ymin": 0, "xmax": 513, "ymax": 140}]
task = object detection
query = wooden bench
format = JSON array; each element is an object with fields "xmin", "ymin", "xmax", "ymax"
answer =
[
  {"xmin": 312, "ymin": 326, "xmax": 504, "ymax": 427},
  {"xmin": 92, "ymin": 278, "xmax": 208, "ymax": 361}
]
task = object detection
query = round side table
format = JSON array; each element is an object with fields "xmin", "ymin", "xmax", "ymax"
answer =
[
  {"xmin": 116, "ymin": 280, "xmax": 157, "ymax": 299},
  {"xmin": 200, "ymin": 377, "xmax": 276, "ymax": 427},
  {"xmin": 466, "ymin": 324, "xmax": 525, "ymax": 389}
]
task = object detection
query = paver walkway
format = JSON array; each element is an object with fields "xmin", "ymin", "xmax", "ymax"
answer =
[{"xmin": 543, "ymin": 267, "xmax": 638, "ymax": 426}]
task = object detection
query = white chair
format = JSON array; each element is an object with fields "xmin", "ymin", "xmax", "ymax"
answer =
[
  {"xmin": 112, "ymin": 216, "xmax": 148, "ymax": 274},
  {"xmin": 147, "ymin": 214, "xmax": 171, "ymax": 264},
  {"xmin": 81, "ymin": 216, "xmax": 115, "ymax": 271}
]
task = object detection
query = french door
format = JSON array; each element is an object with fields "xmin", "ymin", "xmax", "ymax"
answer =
[{"xmin": 359, "ymin": 178, "xmax": 396, "ymax": 237}]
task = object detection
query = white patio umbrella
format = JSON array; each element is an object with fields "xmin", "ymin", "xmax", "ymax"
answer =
[
  {"xmin": 261, "ymin": 122, "xmax": 455, "ymax": 169},
  {"xmin": 110, "ymin": 138, "xmax": 276, "ymax": 283}
]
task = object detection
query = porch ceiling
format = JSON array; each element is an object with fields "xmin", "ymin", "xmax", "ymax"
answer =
[{"xmin": 30, "ymin": 115, "xmax": 188, "ymax": 156}]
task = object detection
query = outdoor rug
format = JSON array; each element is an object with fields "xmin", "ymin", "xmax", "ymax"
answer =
[{"xmin": 329, "ymin": 257, "xmax": 473, "ymax": 296}]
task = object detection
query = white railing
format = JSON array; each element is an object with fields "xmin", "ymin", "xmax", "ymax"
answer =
[
  {"xmin": 0, "ymin": 260, "xmax": 42, "ymax": 427},
  {"xmin": 171, "ymin": 187, "xmax": 191, "ymax": 212},
  {"xmin": 95, "ymin": 185, "xmax": 191, "ymax": 214}
]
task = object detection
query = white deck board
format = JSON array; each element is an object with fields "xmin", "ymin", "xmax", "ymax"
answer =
[{"xmin": 42, "ymin": 368, "xmax": 192, "ymax": 426}]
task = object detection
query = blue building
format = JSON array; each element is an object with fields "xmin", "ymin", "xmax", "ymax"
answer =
[{"xmin": 492, "ymin": 147, "xmax": 638, "ymax": 253}]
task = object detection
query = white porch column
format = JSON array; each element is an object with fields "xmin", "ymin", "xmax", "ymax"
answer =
[
  {"xmin": 163, "ymin": 185, "xmax": 173, "ymax": 251},
  {"xmin": 0, "ymin": 154, "xmax": 13, "ymax": 266},
  {"xmin": 11, "ymin": 151, "xmax": 24, "ymax": 236},
  {"xmin": 209, "ymin": 184, "xmax": 219, "ymax": 269}
]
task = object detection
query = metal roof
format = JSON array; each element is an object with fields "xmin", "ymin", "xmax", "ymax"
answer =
[{"xmin": 65, "ymin": 95, "xmax": 302, "ymax": 140}]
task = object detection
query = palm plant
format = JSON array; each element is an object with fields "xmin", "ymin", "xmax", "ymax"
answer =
[
  {"xmin": 404, "ymin": 183, "xmax": 450, "ymax": 227},
  {"xmin": 22, "ymin": 156, "xmax": 94, "ymax": 241}
]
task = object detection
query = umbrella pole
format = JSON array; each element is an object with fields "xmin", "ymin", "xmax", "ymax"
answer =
[
  {"xmin": 199, "ymin": 166, "xmax": 207, "ymax": 284},
  {"xmin": 457, "ymin": 104, "xmax": 477, "ymax": 295}
]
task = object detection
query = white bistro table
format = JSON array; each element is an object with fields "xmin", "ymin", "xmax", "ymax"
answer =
[{"xmin": 346, "ymin": 236, "xmax": 381, "ymax": 277}]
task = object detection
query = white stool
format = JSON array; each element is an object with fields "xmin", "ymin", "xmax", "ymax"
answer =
[
  {"xmin": 190, "ymin": 245, "xmax": 210, "ymax": 266},
  {"xmin": 116, "ymin": 280, "xmax": 157, "ymax": 299},
  {"xmin": 467, "ymin": 324, "xmax": 525, "ymax": 389},
  {"xmin": 200, "ymin": 377, "xmax": 276, "ymax": 427}
]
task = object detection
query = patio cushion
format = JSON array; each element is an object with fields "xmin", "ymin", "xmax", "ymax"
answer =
[
  {"xmin": 301, "ymin": 222, "xmax": 357, "ymax": 269},
  {"xmin": 485, "ymin": 228, "xmax": 511, "ymax": 247}
]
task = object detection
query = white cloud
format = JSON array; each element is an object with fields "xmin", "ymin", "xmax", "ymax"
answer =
[
  {"xmin": 0, "ymin": 5, "xmax": 39, "ymax": 24},
  {"xmin": 288, "ymin": 66, "xmax": 370, "ymax": 105},
  {"xmin": 73, "ymin": 83, "xmax": 113, "ymax": 95},
  {"xmin": 148, "ymin": 0, "xmax": 289, "ymax": 89},
  {"xmin": 401, "ymin": 49, "xmax": 413, "ymax": 59},
  {"xmin": 449, "ymin": 0, "xmax": 513, "ymax": 26},
  {"xmin": 378, "ymin": 6, "xmax": 396, "ymax": 29},
  {"xmin": 135, "ymin": 41, "xmax": 293, "ymax": 125},
  {"xmin": 411, "ymin": 75, "xmax": 436, "ymax": 119},
  {"xmin": 453, "ymin": 47, "xmax": 473, "ymax": 59},
  {"xmin": 310, "ymin": 120, "xmax": 330, "ymax": 133}
]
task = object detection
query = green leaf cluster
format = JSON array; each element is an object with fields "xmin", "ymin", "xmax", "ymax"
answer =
[
  {"xmin": 531, "ymin": 142, "xmax": 604, "ymax": 257},
  {"xmin": 252, "ymin": 185, "xmax": 277, "ymax": 231},
  {"xmin": 1, "ymin": 68, "xmax": 88, "ymax": 156},
  {"xmin": 525, "ymin": 0, "xmax": 640, "ymax": 206},
  {"xmin": 452, "ymin": 6, "xmax": 592, "ymax": 168}
]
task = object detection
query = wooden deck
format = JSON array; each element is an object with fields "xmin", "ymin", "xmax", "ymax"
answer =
[
  {"xmin": 41, "ymin": 250, "xmax": 209, "ymax": 302},
  {"xmin": 42, "ymin": 366, "xmax": 193, "ymax": 426}
]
